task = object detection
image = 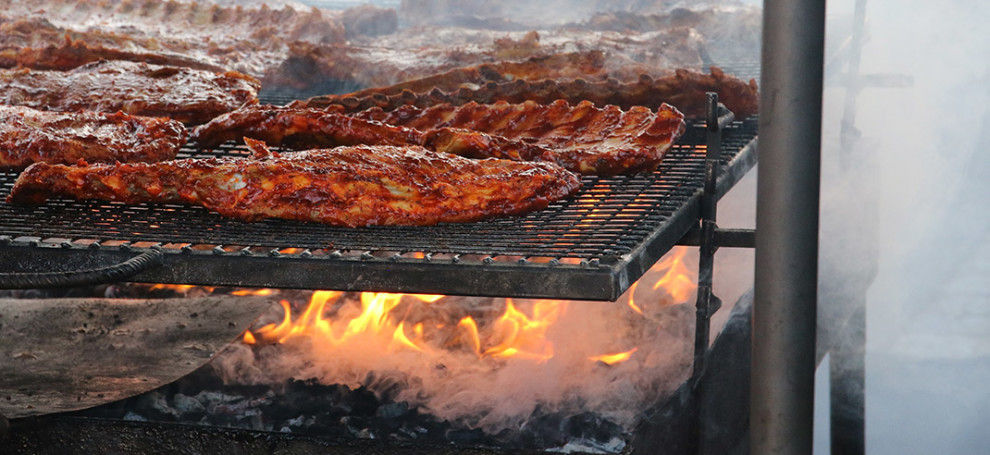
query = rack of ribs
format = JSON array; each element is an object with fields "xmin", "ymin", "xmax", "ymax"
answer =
[
  {"xmin": 298, "ymin": 66, "xmax": 758, "ymax": 120},
  {"xmin": 0, "ymin": 60, "xmax": 259, "ymax": 124},
  {"xmin": 190, "ymin": 100, "xmax": 685, "ymax": 175},
  {"xmin": 0, "ymin": 0, "xmax": 346, "ymax": 49},
  {"xmin": 359, "ymin": 100, "xmax": 687, "ymax": 175},
  {"xmin": 0, "ymin": 105, "xmax": 187, "ymax": 170},
  {"xmin": 190, "ymin": 106, "xmax": 551, "ymax": 169},
  {"xmin": 0, "ymin": 36, "xmax": 227, "ymax": 72},
  {"xmin": 7, "ymin": 139, "xmax": 581, "ymax": 227},
  {"xmin": 189, "ymin": 106, "xmax": 426, "ymax": 150}
]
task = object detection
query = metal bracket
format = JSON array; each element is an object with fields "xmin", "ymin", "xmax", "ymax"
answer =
[{"xmin": 677, "ymin": 227, "xmax": 755, "ymax": 249}]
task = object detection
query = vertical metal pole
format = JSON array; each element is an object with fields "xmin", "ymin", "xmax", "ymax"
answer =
[
  {"xmin": 830, "ymin": 301, "xmax": 867, "ymax": 454},
  {"xmin": 692, "ymin": 92, "xmax": 724, "ymax": 385},
  {"xmin": 752, "ymin": 1, "xmax": 826, "ymax": 455},
  {"xmin": 693, "ymin": 92, "xmax": 723, "ymax": 455},
  {"xmin": 830, "ymin": 1, "xmax": 869, "ymax": 453},
  {"xmin": 840, "ymin": 0, "xmax": 869, "ymax": 169}
]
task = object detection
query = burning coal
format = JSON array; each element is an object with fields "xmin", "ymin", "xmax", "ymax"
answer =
[{"xmin": 211, "ymin": 247, "xmax": 698, "ymax": 438}]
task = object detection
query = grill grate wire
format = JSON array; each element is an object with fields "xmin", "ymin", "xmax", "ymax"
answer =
[{"xmin": 0, "ymin": 118, "xmax": 756, "ymax": 263}]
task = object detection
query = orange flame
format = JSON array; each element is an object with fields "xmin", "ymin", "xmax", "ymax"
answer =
[
  {"xmin": 589, "ymin": 347, "xmax": 638, "ymax": 365},
  {"xmin": 652, "ymin": 247, "xmax": 695, "ymax": 303},
  {"xmin": 628, "ymin": 246, "xmax": 696, "ymax": 315},
  {"xmin": 455, "ymin": 317, "xmax": 482, "ymax": 355},
  {"xmin": 148, "ymin": 284, "xmax": 275, "ymax": 297},
  {"xmin": 231, "ymin": 288, "xmax": 276, "ymax": 296},
  {"xmin": 627, "ymin": 279, "xmax": 645, "ymax": 315},
  {"xmin": 150, "ymin": 284, "xmax": 202, "ymax": 292},
  {"xmin": 481, "ymin": 299, "xmax": 560, "ymax": 361},
  {"xmin": 249, "ymin": 291, "xmax": 440, "ymax": 352},
  {"xmin": 247, "ymin": 292, "xmax": 566, "ymax": 363},
  {"xmin": 244, "ymin": 248, "xmax": 697, "ymax": 366},
  {"xmin": 391, "ymin": 321, "xmax": 425, "ymax": 352}
]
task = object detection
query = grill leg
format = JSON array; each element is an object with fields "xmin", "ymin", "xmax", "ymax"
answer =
[
  {"xmin": 692, "ymin": 93, "xmax": 724, "ymax": 455},
  {"xmin": 830, "ymin": 301, "xmax": 866, "ymax": 455},
  {"xmin": 691, "ymin": 92, "xmax": 725, "ymax": 383},
  {"xmin": 829, "ymin": 1, "xmax": 871, "ymax": 453}
]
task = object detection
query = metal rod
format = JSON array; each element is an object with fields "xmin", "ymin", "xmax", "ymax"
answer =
[
  {"xmin": 840, "ymin": 0, "xmax": 869, "ymax": 169},
  {"xmin": 830, "ymin": 301, "xmax": 866, "ymax": 454},
  {"xmin": 830, "ymin": 1, "xmax": 869, "ymax": 453},
  {"xmin": 692, "ymin": 92, "xmax": 723, "ymax": 383},
  {"xmin": 677, "ymin": 227, "xmax": 755, "ymax": 248},
  {"xmin": 752, "ymin": 0, "xmax": 826, "ymax": 454},
  {"xmin": 692, "ymin": 91, "xmax": 725, "ymax": 455}
]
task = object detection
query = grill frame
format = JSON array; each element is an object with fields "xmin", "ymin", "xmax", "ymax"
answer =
[{"xmin": 0, "ymin": 115, "xmax": 756, "ymax": 301}]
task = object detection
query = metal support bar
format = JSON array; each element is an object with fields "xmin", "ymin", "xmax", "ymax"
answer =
[
  {"xmin": 684, "ymin": 92, "xmax": 757, "ymax": 455},
  {"xmin": 677, "ymin": 227, "xmax": 755, "ymax": 249},
  {"xmin": 690, "ymin": 92, "xmax": 725, "ymax": 455},
  {"xmin": 830, "ymin": 301, "xmax": 866, "ymax": 454},
  {"xmin": 840, "ymin": 0, "xmax": 868, "ymax": 169},
  {"xmin": 829, "ymin": 2, "xmax": 870, "ymax": 453},
  {"xmin": 692, "ymin": 92, "xmax": 725, "ymax": 383},
  {"xmin": 752, "ymin": 1, "xmax": 826, "ymax": 454}
]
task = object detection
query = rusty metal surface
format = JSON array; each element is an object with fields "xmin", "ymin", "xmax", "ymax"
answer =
[{"xmin": 0, "ymin": 296, "xmax": 275, "ymax": 418}]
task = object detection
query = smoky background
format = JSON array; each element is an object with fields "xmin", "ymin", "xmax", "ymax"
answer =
[{"xmin": 814, "ymin": 0, "xmax": 990, "ymax": 453}]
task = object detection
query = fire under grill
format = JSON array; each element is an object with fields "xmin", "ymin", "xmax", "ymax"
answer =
[{"xmin": 0, "ymin": 112, "xmax": 756, "ymax": 301}]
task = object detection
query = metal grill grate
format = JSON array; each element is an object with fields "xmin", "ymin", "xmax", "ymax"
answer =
[{"xmin": 0, "ymin": 117, "xmax": 757, "ymax": 300}]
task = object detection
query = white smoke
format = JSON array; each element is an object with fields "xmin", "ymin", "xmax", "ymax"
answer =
[{"xmin": 815, "ymin": 0, "xmax": 990, "ymax": 454}]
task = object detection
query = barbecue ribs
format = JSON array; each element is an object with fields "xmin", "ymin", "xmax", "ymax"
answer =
[
  {"xmin": 328, "ymin": 50, "xmax": 612, "ymax": 99},
  {"xmin": 0, "ymin": 60, "xmax": 259, "ymax": 124},
  {"xmin": 191, "ymin": 101, "xmax": 685, "ymax": 175},
  {"xmin": 357, "ymin": 100, "xmax": 687, "ymax": 175},
  {"xmin": 0, "ymin": 36, "xmax": 227, "ymax": 72},
  {"xmin": 190, "ymin": 105, "xmax": 548, "ymax": 165},
  {"xmin": 0, "ymin": 0, "xmax": 347, "ymax": 48},
  {"xmin": 7, "ymin": 140, "xmax": 581, "ymax": 227},
  {"xmin": 0, "ymin": 105, "xmax": 187, "ymax": 170},
  {"xmin": 299, "ymin": 66, "xmax": 758, "ymax": 119},
  {"xmin": 189, "ymin": 106, "xmax": 425, "ymax": 150}
]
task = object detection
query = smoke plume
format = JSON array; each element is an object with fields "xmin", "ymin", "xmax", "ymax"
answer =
[{"xmin": 816, "ymin": 0, "xmax": 990, "ymax": 453}]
